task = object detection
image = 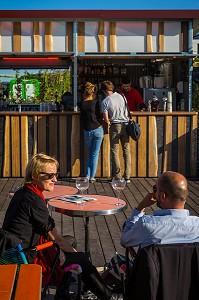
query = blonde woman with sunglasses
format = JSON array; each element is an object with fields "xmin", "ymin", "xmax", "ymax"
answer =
[{"xmin": 2, "ymin": 153, "xmax": 119, "ymax": 300}]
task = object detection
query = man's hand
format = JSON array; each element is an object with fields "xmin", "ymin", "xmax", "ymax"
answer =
[{"xmin": 136, "ymin": 193, "xmax": 157, "ymax": 212}]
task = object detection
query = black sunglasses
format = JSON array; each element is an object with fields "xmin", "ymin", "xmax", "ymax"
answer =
[
  {"xmin": 153, "ymin": 184, "xmax": 157, "ymax": 193},
  {"xmin": 39, "ymin": 172, "xmax": 59, "ymax": 180}
]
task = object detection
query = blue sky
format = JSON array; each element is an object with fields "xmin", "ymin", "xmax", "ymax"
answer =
[{"xmin": 0, "ymin": 0, "xmax": 199, "ymax": 10}]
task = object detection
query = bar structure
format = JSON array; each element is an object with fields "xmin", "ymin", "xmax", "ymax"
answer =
[
  {"xmin": 0, "ymin": 10, "xmax": 198, "ymax": 110},
  {"xmin": 0, "ymin": 111, "xmax": 197, "ymax": 178},
  {"xmin": 0, "ymin": 10, "xmax": 198, "ymax": 178}
]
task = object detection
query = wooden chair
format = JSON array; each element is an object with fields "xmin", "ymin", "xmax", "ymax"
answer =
[
  {"xmin": 0, "ymin": 229, "xmax": 82, "ymax": 300},
  {"xmin": 0, "ymin": 264, "xmax": 42, "ymax": 300}
]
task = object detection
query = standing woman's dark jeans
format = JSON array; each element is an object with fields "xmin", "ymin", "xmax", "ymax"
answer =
[{"xmin": 62, "ymin": 251, "xmax": 113, "ymax": 299}]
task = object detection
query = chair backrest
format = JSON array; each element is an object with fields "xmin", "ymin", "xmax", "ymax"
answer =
[{"xmin": 125, "ymin": 243, "xmax": 199, "ymax": 300}]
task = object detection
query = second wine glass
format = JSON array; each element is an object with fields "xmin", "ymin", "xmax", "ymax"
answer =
[
  {"xmin": 76, "ymin": 177, "xmax": 89, "ymax": 206},
  {"xmin": 111, "ymin": 177, "xmax": 126, "ymax": 206}
]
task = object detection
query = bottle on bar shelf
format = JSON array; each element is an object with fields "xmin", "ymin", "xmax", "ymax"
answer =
[
  {"xmin": 180, "ymin": 99, "xmax": 185, "ymax": 111},
  {"xmin": 151, "ymin": 92, "xmax": 159, "ymax": 111},
  {"xmin": 162, "ymin": 92, "xmax": 168, "ymax": 112}
]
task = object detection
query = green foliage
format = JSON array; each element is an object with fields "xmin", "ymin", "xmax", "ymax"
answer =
[{"xmin": 12, "ymin": 69, "xmax": 70, "ymax": 103}]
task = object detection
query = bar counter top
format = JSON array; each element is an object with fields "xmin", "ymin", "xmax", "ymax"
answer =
[{"xmin": 0, "ymin": 111, "xmax": 197, "ymax": 116}]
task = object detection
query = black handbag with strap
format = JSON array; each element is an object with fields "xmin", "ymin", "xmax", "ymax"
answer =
[{"xmin": 121, "ymin": 94, "xmax": 141, "ymax": 141}]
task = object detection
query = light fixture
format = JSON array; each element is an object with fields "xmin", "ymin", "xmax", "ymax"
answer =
[{"xmin": 2, "ymin": 57, "xmax": 59, "ymax": 61}]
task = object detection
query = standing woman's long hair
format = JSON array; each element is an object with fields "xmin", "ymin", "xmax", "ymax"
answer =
[{"xmin": 83, "ymin": 82, "xmax": 96, "ymax": 100}]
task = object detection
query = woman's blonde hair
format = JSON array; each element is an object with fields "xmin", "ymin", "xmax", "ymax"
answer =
[
  {"xmin": 83, "ymin": 82, "xmax": 96, "ymax": 99},
  {"xmin": 24, "ymin": 153, "xmax": 59, "ymax": 183}
]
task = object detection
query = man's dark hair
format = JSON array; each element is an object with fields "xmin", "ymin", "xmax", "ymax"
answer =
[{"xmin": 122, "ymin": 76, "xmax": 131, "ymax": 85}]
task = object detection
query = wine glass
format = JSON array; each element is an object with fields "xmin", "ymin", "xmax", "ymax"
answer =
[
  {"xmin": 75, "ymin": 177, "xmax": 89, "ymax": 206},
  {"xmin": 111, "ymin": 177, "xmax": 126, "ymax": 206}
]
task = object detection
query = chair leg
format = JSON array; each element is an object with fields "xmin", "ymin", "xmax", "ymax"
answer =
[
  {"xmin": 125, "ymin": 248, "xmax": 130, "ymax": 283},
  {"xmin": 54, "ymin": 272, "xmax": 72, "ymax": 299},
  {"xmin": 75, "ymin": 273, "xmax": 82, "ymax": 300}
]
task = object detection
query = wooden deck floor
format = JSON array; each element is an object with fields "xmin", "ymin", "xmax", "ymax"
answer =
[{"xmin": 0, "ymin": 177, "xmax": 199, "ymax": 268}]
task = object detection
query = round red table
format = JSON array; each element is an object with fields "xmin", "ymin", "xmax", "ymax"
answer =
[{"xmin": 48, "ymin": 194, "xmax": 127, "ymax": 257}]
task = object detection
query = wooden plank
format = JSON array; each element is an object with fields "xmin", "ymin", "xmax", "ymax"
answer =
[
  {"xmin": 33, "ymin": 116, "xmax": 38, "ymax": 154},
  {"xmin": 44, "ymin": 22, "xmax": 53, "ymax": 52},
  {"xmin": 11, "ymin": 116, "xmax": 20, "ymax": 177},
  {"xmin": 78, "ymin": 22, "xmax": 85, "ymax": 52},
  {"xmin": 137, "ymin": 116, "xmax": 147, "ymax": 177},
  {"xmin": 181, "ymin": 22, "xmax": 188, "ymax": 52},
  {"xmin": 21, "ymin": 116, "xmax": 29, "ymax": 177},
  {"xmin": 66, "ymin": 22, "xmax": 73, "ymax": 52},
  {"xmin": 158, "ymin": 22, "xmax": 164, "ymax": 52},
  {"xmin": 109, "ymin": 22, "xmax": 116, "ymax": 52},
  {"xmin": 33, "ymin": 22, "xmax": 40, "ymax": 52},
  {"xmin": 95, "ymin": 146, "xmax": 102, "ymax": 178},
  {"xmin": 0, "ymin": 264, "xmax": 17, "ymax": 300},
  {"xmin": 13, "ymin": 22, "xmax": 21, "ymax": 52},
  {"xmin": 148, "ymin": 116, "xmax": 158, "ymax": 177},
  {"xmin": 97, "ymin": 22, "xmax": 105, "ymax": 52},
  {"xmin": 59, "ymin": 115, "xmax": 67, "ymax": 177},
  {"xmin": 71, "ymin": 115, "xmax": 80, "ymax": 176},
  {"xmin": 119, "ymin": 140, "xmax": 124, "ymax": 177},
  {"xmin": 101, "ymin": 133, "xmax": 110, "ymax": 177},
  {"xmin": 49, "ymin": 115, "xmax": 58, "ymax": 158},
  {"xmin": 177, "ymin": 116, "xmax": 186, "ymax": 175},
  {"xmin": 3, "ymin": 116, "xmax": 11, "ymax": 177},
  {"xmin": 146, "ymin": 22, "xmax": 153, "ymax": 52},
  {"xmin": 190, "ymin": 114, "xmax": 198, "ymax": 177},
  {"xmin": 163, "ymin": 115, "xmax": 172, "ymax": 172},
  {"xmin": 130, "ymin": 116, "xmax": 137, "ymax": 177},
  {"xmin": 37, "ymin": 116, "xmax": 47, "ymax": 154},
  {"xmin": 15, "ymin": 264, "xmax": 42, "ymax": 300}
]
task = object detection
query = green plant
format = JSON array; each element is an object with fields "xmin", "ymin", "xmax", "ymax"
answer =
[{"xmin": 9, "ymin": 69, "xmax": 71, "ymax": 104}]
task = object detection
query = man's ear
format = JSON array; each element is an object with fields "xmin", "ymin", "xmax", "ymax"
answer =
[{"xmin": 160, "ymin": 191, "xmax": 167, "ymax": 200}]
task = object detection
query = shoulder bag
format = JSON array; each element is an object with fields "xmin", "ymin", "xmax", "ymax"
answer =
[{"xmin": 121, "ymin": 94, "xmax": 141, "ymax": 141}]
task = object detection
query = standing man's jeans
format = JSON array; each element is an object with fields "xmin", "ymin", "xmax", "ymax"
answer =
[
  {"xmin": 109, "ymin": 123, "xmax": 131, "ymax": 179},
  {"xmin": 84, "ymin": 127, "xmax": 104, "ymax": 179}
]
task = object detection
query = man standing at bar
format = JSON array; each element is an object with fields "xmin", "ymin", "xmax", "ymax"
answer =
[
  {"xmin": 120, "ymin": 76, "xmax": 146, "ymax": 111},
  {"xmin": 101, "ymin": 80, "xmax": 131, "ymax": 183}
]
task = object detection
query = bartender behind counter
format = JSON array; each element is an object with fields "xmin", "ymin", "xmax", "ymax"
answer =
[{"xmin": 120, "ymin": 76, "xmax": 147, "ymax": 111}]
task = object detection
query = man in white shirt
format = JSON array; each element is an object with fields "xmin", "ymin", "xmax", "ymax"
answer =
[
  {"xmin": 101, "ymin": 80, "xmax": 131, "ymax": 183},
  {"xmin": 121, "ymin": 171, "xmax": 199, "ymax": 248}
]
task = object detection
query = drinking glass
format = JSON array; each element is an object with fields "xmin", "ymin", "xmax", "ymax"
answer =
[
  {"xmin": 75, "ymin": 177, "xmax": 89, "ymax": 206},
  {"xmin": 111, "ymin": 177, "xmax": 126, "ymax": 206}
]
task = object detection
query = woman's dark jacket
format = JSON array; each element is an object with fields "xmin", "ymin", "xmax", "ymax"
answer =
[{"xmin": 2, "ymin": 186, "xmax": 55, "ymax": 249}]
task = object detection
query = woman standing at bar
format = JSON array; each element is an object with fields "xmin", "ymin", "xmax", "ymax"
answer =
[{"xmin": 78, "ymin": 82, "xmax": 104, "ymax": 183}]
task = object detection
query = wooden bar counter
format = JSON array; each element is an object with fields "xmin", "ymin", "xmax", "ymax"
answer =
[{"xmin": 0, "ymin": 111, "xmax": 197, "ymax": 178}]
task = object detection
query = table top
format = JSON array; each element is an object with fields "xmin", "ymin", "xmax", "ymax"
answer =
[
  {"xmin": 48, "ymin": 194, "xmax": 127, "ymax": 217},
  {"xmin": 43, "ymin": 184, "xmax": 78, "ymax": 200}
]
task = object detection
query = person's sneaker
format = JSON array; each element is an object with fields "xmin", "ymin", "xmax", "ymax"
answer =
[
  {"xmin": 110, "ymin": 293, "xmax": 124, "ymax": 300},
  {"xmin": 81, "ymin": 290, "xmax": 98, "ymax": 299},
  {"xmin": 125, "ymin": 178, "xmax": 131, "ymax": 183},
  {"xmin": 90, "ymin": 178, "xmax": 96, "ymax": 183}
]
